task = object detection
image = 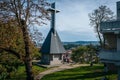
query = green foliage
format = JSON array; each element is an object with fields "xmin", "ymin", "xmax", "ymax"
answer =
[
  {"xmin": 71, "ymin": 45, "xmax": 99, "ymax": 63},
  {"xmin": 32, "ymin": 51, "xmax": 41, "ymax": 60},
  {"xmin": 0, "ymin": 22, "xmax": 24, "ymax": 79},
  {"xmin": 0, "ymin": 0, "xmax": 49, "ymax": 79},
  {"xmin": 0, "ymin": 52, "xmax": 23, "ymax": 79},
  {"xmin": 0, "ymin": 20, "xmax": 41, "ymax": 57},
  {"xmin": 0, "ymin": 65, "xmax": 8, "ymax": 80},
  {"xmin": 31, "ymin": 47, "xmax": 41, "ymax": 60},
  {"xmin": 0, "ymin": 21, "xmax": 25, "ymax": 56},
  {"xmin": 41, "ymin": 64, "xmax": 117, "ymax": 80},
  {"xmin": 0, "ymin": 20, "xmax": 41, "ymax": 79}
]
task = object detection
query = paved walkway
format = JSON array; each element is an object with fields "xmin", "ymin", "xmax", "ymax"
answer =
[{"xmin": 35, "ymin": 64, "xmax": 89, "ymax": 80}]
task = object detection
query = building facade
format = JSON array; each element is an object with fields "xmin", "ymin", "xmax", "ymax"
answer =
[{"xmin": 99, "ymin": 1, "xmax": 120, "ymax": 80}]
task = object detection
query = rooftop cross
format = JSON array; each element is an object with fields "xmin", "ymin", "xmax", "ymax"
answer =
[{"xmin": 48, "ymin": 3, "xmax": 60, "ymax": 35}]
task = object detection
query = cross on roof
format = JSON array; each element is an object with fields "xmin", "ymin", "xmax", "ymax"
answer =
[
  {"xmin": 48, "ymin": 3, "xmax": 60, "ymax": 13},
  {"xmin": 48, "ymin": 3, "xmax": 60, "ymax": 35}
]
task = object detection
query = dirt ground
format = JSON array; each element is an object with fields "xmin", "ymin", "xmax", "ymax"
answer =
[{"xmin": 35, "ymin": 64, "xmax": 89, "ymax": 80}]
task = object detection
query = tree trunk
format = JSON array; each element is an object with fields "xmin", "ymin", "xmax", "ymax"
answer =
[
  {"xmin": 96, "ymin": 24, "xmax": 103, "ymax": 47},
  {"xmin": 97, "ymin": 31, "xmax": 102, "ymax": 46},
  {"xmin": 21, "ymin": 20, "xmax": 34, "ymax": 80}
]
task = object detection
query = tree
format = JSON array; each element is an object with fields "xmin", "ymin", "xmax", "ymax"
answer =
[
  {"xmin": 0, "ymin": 20, "xmax": 24, "ymax": 59},
  {"xmin": 0, "ymin": 18, "xmax": 41, "ymax": 79},
  {"xmin": 71, "ymin": 45, "xmax": 98, "ymax": 63},
  {"xmin": 89, "ymin": 5, "xmax": 114, "ymax": 47},
  {"xmin": 0, "ymin": 0, "xmax": 49, "ymax": 80},
  {"xmin": 71, "ymin": 46, "xmax": 88, "ymax": 63},
  {"xmin": 0, "ymin": 21, "xmax": 24, "ymax": 79},
  {"xmin": 0, "ymin": 52, "xmax": 22, "ymax": 79}
]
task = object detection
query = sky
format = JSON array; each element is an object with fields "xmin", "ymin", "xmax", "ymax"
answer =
[{"xmin": 38, "ymin": 0, "xmax": 120, "ymax": 42}]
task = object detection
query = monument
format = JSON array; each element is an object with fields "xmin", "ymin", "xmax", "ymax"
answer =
[{"xmin": 40, "ymin": 3, "xmax": 66, "ymax": 65}]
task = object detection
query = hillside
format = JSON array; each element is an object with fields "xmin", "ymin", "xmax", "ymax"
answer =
[{"xmin": 63, "ymin": 41, "xmax": 99, "ymax": 45}]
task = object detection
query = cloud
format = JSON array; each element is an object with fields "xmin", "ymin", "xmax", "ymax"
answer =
[
  {"xmin": 39, "ymin": 0, "xmax": 119, "ymax": 42},
  {"xmin": 56, "ymin": 0, "xmax": 98, "ymax": 41}
]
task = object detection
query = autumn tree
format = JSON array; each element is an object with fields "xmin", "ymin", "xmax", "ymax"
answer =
[
  {"xmin": 0, "ymin": 0, "xmax": 49, "ymax": 80},
  {"xmin": 0, "ymin": 20, "xmax": 23, "ymax": 58},
  {"xmin": 89, "ymin": 5, "xmax": 114, "ymax": 47},
  {"xmin": 0, "ymin": 18, "xmax": 41, "ymax": 79},
  {"xmin": 0, "ymin": 20, "xmax": 24, "ymax": 79}
]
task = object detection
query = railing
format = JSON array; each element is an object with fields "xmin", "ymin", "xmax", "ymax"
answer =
[
  {"xmin": 99, "ymin": 50, "xmax": 120, "ymax": 61},
  {"xmin": 100, "ymin": 20, "xmax": 120, "ymax": 31}
]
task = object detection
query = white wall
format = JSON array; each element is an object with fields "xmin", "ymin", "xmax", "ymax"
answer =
[{"xmin": 50, "ymin": 54, "xmax": 63, "ymax": 65}]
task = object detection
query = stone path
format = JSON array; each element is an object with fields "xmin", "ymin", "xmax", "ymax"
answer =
[{"xmin": 35, "ymin": 64, "xmax": 89, "ymax": 80}]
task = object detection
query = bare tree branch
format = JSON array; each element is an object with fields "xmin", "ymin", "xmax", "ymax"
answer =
[{"xmin": 89, "ymin": 5, "xmax": 114, "ymax": 47}]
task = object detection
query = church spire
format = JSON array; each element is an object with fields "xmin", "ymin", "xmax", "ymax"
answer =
[
  {"xmin": 40, "ymin": 2, "xmax": 66, "ymax": 65},
  {"xmin": 48, "ymin": 3, "xmax": 60, "ymax": 35}
]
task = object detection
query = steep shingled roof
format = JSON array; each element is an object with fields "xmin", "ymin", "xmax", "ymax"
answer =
[
  {"xmin": 40, "ymin": 28, "xmax": 66, "ymax": 54},
  {"xmin": 40, "ymin": 3, "xmax": 66, "ymax": 54}
]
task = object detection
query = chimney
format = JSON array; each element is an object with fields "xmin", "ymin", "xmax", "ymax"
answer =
[{"xmin": 117, "ymin": 1, "xmax": 120, "ymax": 20}]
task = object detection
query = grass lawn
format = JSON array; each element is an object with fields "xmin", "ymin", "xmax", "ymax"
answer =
[
  {"xmin": 41, "ymin": 64, "xmax": 117, "ymax": 80},
  {"xmin": 9, "ymin": 65, "xmax": 47, "ymax": 80}
]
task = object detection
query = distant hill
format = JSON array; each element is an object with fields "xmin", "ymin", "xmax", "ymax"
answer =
[
  {"xmin": 63, "ymin": 41, "xmax": 99, "ymax": 46},
  {"xmin": 38, "ymin": 41, "xmax": 99, "ymax": 48}
]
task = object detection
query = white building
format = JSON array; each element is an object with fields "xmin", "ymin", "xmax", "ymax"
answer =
[{"xmin": 99, "ymin": 1, "xmax": 120, "ymax": 80}]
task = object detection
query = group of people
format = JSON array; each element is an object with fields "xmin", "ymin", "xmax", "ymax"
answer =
[{"xmin": 63, "ymin": 54, "xmax": 70, "ymax": 63}]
